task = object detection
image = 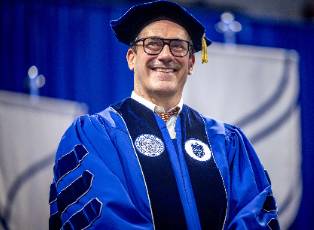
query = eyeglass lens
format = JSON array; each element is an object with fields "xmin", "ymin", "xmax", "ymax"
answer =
[{"xmin": 142, "ymin": 37, "xmax": 190, "ymax": 57}]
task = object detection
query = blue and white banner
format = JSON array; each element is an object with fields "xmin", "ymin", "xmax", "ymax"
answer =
[{"xmin": 184, "ymin": 43, "xmax": 301, "ymax": 229}]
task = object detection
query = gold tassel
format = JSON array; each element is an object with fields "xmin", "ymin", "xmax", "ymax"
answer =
[{"xmin": 201, "ymin": 34, "xmax": 208, "ymax": 64}]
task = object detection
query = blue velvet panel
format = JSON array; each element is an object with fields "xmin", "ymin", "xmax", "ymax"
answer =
[
  {"xmin": 268, "ymin": 218, "xmax": 280, "ymax": 230},
  {"xmin": 49, "ymin": 212, "xmax": 61, "ymax": 230},
  {"xmin": 57, "ymin": 170, "xmax": 93, "ymax": 214},
  {"xmin": 113, "ymin": 98, "xmax": 188, "ymax": 229},
  {"xmin": 179, "ymin": 106, "xmax": 227, "ymax": 229},
  {"xmin": 54, "ymin": 144, "xmax": 88, "ymax": 183},
  {"xmin": 62, "ymin": 198, "xmax": 102, "ymax": 230},
  {"xmin": 263, "ymin": 195, "xmax": 277, "ymax": 212},
  {"xmin": 49, "ymin": 183, "xmax": 57, "ymax": 204}
]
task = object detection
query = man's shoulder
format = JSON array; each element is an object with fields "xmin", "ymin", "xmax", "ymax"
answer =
[
  {"xmin": 55, "ymin": 104, "xmax": 126, "ymax": 165},
  {"xmin": 95, "ymin": 98, "xmax": 132, "ymax": 130},
  {"xmin": 60, "ymin": 99, "xmax": 128, "ymax": 138}
]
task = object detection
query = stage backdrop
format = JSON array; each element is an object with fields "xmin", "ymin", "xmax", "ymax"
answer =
[{"xmin": 184, "ymin": 43, "xmax": 301, "ymax": 229}]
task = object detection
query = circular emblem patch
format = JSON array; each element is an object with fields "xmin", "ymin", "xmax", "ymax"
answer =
[
  {"xmin": 184, "ymin": 139, "xmax": 212, "ymax": 161},
  {"xmin": 135, "ymin": 134, "xmax": 165, "ymax": 157}
]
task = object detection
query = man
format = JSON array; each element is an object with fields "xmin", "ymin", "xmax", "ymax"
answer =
[{"xmin": 49, "ymin": 1, "xmax": 279, "ymax": 229}]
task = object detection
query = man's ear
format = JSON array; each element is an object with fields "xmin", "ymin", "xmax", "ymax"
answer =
[
  {"xmin": 126, "ymin": 48, "xmax": 136, "ymax": 71},
  {"xmin": 188, "ymin": 53, "xmax": 195, "ymax": 75}
]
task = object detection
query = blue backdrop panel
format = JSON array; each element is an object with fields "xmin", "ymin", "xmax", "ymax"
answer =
[
  {"xmin": 1, "ymin": 1, "xmax": 314, "ymax": 229},
  {"xmin": 0, "ymin": 2, "xmax": 133, "ymax": 113}
]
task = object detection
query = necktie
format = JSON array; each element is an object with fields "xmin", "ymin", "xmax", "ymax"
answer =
[{"xmin": 155, "ymin": 106, "xmax": 180, "ymax": 122}]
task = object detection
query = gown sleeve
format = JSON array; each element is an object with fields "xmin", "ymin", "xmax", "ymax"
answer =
[
  {"xmin": 224, "ymin": 124, "xmax": 280, "ymax": 230},
  {"xmin": 49, "ymin": 114, "xmax": 152, "ymax": 230}
]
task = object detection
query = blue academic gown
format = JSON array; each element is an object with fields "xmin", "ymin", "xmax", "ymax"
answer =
[{"xmin": 49, "ymin": 98, "xmax": 279, "ymax": 230}]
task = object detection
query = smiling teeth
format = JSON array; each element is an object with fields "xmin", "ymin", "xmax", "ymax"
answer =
[{"xmin": 154, "ymin": 68, "xmax": 174, "ymax": 73}]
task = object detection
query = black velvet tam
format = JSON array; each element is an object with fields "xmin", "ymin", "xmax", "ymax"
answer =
[{"xmin": 110, "ymin": 0, "xmax": 211, "ymax": 52}]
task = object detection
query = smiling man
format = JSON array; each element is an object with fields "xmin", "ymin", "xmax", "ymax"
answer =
[
  {"xmin": 49, "ymin": 1, "xmax": 279, "ymax": 229},
  {"xmin": 127, "ymin": 19, "xmax": 194, "ymax": 110}
]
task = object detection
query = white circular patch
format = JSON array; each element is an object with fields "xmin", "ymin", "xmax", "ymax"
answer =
[
  {"xmin": 135, "ymin": 134, "xmax": 165, "ymax": 157},
  {"xmin": 184, "ymin": 139, "xmax": 212, "ymax": 161}
]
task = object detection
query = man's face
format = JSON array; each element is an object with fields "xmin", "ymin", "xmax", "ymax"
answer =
[{"xmin": 127, "ymin": 20, "xmax": 195, "ymax": 104}]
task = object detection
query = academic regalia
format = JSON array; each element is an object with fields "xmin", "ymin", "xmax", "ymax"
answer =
[{"xmin": 49, "ymin": 98, "xmax": 279, "ymax": 229}]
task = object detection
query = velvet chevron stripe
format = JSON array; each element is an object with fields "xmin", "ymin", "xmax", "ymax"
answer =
[
  {"xmin": 57, "ymin": 170, "xmax": 94, "ymax": 214},
  {"xmin": 54, "ymin": 144, "xmax": 88, "ymax": 183},
  {"xmin": 62, "ymin": 198, "xmax": 102, "ymax": 230}
]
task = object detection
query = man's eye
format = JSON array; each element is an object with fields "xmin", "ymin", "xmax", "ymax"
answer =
[
  {"xmin": 171, "ymin": 42, "xmax": 186, "ymax": 50},
  {"xmin": 147, "ymin": 42, "xmax": 159, "ymax": 46},
  {"xmin": 147, "ymin": 41, "xmax": 161, "ymax": 46},
  {"xmin": 146, "ymin": 40, "xmax": 163, "ymax": 50}
]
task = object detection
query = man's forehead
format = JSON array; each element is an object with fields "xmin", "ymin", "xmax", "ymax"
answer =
[{"xmin": 137, "ymin": 19, "xmax": 190, "ymax": 39}]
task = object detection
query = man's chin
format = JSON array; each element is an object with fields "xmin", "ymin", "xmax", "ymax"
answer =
[{"xmin": 150, "ymin": 87, "xmax": 177, "ymax": 98}]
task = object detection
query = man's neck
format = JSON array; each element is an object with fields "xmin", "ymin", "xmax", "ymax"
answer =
[
  {"xmin": 131, "ymin": 91, "xmax": 183, "ymax": 112},
  {"xmin": 149, "ymin": 96, "xmax": 180, "ymax": 112}
]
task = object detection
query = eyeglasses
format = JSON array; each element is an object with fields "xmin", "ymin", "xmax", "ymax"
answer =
[{"xmin": 131, "ymin": 37, "xmax": 193, "ymax": 57}]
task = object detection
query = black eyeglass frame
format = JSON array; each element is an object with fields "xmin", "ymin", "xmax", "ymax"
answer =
[{"xmin": 131, "ymin": 37, "xmax": 193, "ymax": 57}]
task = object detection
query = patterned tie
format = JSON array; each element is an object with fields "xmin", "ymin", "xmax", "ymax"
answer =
[{"xmin": 155, "ymin": 106, "xmax": 180, "ymax": 122}]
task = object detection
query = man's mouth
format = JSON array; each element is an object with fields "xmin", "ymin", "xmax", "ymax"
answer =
[{"xmin": 151, "ymin": 67, "xmax": 176, "ymax": 73}]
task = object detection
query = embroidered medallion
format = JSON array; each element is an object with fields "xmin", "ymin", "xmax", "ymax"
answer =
[
  {"xmin": 185, "ymin": 139, "xmax": 212, "ymax": 161},
  {"xmin": 135, "ymin": 134, "xmax": 165, "ymax": 157}
]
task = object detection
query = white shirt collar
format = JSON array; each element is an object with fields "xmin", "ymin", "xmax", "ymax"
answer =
[{"xmin": 131, "ymin": 91, "xmax": 183, "ymax": 113}]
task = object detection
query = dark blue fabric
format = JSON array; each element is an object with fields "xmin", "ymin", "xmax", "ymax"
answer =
[
  {"xmin": 49, "ymin": 189, "xmax": 60, "ymax": 230},
  {"xmin": 113, "ymin": 98, "xmax": 188, "ymax": 230},
  {"xmin": 63, "ymin": 198, "xmax": 102, "ymax": 230},
  {"xmin": 54, "ymin": 144, "xmax": 88, "ymax": 183},
  {"xmin": 49, "ymin": 183, "xmax": 57, "ymax": 204},
  {"xmin": 268, "ymin": 218, "xmax": 281, "ymax": 230},
  {"xmin": 1, "ymin": 2, "xmax": 313, "ymax": 229},
  {"xmin": 263, "ymin": 195, "xmax": 277, "ymax": 212},
  {"xmin": 180, "ymin": 106, "xmax": 227, "ymax": 229},
  {"xmin": 57, "ymin": 170, "xmax": 93, "ymax": 214},
  {"xmin": 49, "ymin": 212, "xmax": 61, "ymax": 230}
]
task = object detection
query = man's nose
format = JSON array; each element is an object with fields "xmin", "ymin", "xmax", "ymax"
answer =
[{"xmin": 157, "ymin": 44, "xmax": 173, "ymax": 60}]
